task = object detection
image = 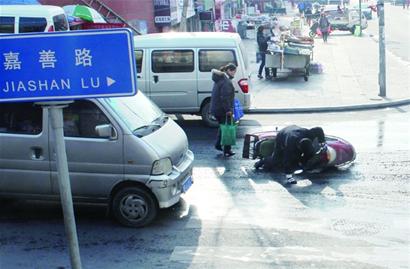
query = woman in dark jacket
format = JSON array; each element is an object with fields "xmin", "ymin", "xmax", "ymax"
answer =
[
  {"xmin": 319, "ymin": 12, "xmax": 330, "ymax": 43},
  {"xmin": 210, "ymin": 63, "xmax": 237, "ymax": 157}
]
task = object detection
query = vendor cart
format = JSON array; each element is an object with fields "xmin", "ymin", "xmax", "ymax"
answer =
[{"xmin": 265, "ymin": 50, "xmax": 311, "ymax": 81}]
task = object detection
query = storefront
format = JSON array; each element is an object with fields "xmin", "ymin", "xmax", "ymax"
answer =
[
  {"xmin": 196, "ymin": 0, "xmax": 215, "ymax": 31},
  {"xmin": 245, "ymin": 0, "xmax": 285, "ymax": 14},
  {"xmin": 153, "ymin": 0, "xmax": 200, "ymax": 32},
  {"xmin": 40, "ymin": 0, "xmax": 152, "ymax": 33}
]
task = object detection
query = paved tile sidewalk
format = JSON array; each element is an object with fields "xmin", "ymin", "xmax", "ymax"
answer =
[{"xmin": 245, "ymin": 17, "xmax": 410, "ymax": 111}]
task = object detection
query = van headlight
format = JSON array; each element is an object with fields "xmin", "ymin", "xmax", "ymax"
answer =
[{"xmin": 151, "ymin": 158, "xmax": 172, "ymax": 176}]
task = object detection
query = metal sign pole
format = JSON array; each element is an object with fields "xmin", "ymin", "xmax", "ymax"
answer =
[
  {"xmin": 47, "ymin": 103, "xmax": 82, "ymax": 269},
  {"xmin": 378, "ymin": 0, "xmax": 386, "ymax": 97},
  {"xmin": 359, "ymin": 0, "xmax": 362, "ymax": 36},
  {"xmin": 1, "ymin": 29, "xmax": 137, "ymax": 269}
]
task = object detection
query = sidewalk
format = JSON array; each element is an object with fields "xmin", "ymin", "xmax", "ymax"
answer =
[{"xmin": 245, "ymin": 12, "xmax": 410, "ymax": 113}]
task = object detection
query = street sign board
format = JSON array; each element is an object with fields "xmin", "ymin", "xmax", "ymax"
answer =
[{"xmin": 0, "ymin": 28, "xmax": 137, "ymax": 102}]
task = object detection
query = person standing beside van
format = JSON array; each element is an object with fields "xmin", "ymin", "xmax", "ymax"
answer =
[{"xmin": 210, "ymin": 63, "xmax": 237, "ymax": 157}]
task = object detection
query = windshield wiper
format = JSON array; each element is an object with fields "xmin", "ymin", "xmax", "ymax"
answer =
[
  {"xmin": 152, "ymin": 114, "xmax": 168, "ymax": 125},
  {"xmin": 133, "ymin": 115, "xmax": 167, "ymax": 137},
  {"xmin": 133, "ymin": 123, "xmax": 161, "ymax": 133}
]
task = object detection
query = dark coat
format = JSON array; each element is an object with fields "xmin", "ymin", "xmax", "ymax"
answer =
[
  {"xmin": 257, "ymin": 31, "xmax": 269, "ymax": 52},
  {"xmin": 273, "ymin": 125, "xmax": 325, "ymax": 174},
  {"xmin": 210, "ymin": 69, "xmax": 235, "ymax": 118},
  {"xmin": 319, "ymin": 16, "xmax": 330, "ymax": 32}
]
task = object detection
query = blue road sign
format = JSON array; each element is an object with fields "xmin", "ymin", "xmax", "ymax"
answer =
[{"xmin": 0, "ymin": 29, "xmax": 137, "ymax": 102}]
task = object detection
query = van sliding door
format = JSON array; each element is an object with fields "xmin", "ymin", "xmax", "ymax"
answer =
[
  {"xmin": 135, "ymin": 49, "xmax": 148, "ymax": 96},
  {"xmin": 0, "ymin": 103, "xmax": 51, "ymax": 195},
  {"xmin": 50, "ymin": 100, "xmax": 124, "ymax": 198},
  {"xmin": 149, "ymin": 49, "xmax": 197, "ymax": 112},
  {"xmin": 197, "ymin": 49, "xmax": 239, "ymax": 103}
]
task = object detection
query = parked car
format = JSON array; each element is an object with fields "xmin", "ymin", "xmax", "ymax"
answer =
[
  {"xmin": 351, "ymin": 3, "xmax": 375, "ymax": 20},
  {"xmin": 392, "ymin": 0, "xmax": 405, "ymax": 5},
  {"xmin": 133, "ymin": 32, "xmax": 251, "ymax": 127},
  {"xmin": 0, "ymin": 5, "xmax": 69, "ymax": 34},
  {"xmin": 0, "ymin": 92, "xmax": 194, "ymax": 227},
  {"xmin": 325, "ymin": 7, "xmax": 368, "ymax": 34}
]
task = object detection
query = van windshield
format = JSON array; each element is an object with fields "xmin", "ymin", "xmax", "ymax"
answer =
[{"xmin": 104, "ymin": 92, "xmax": 163, "ymax": 132}]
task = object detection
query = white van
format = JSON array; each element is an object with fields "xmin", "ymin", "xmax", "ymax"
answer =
[
  {"xmin": 0, "ymin": 92, "xmax": 194, "ymax": 228},
  {"xmin": 0, "ymin": 5, "xmax": 69, "ymax": 34},
  {"xmin": 133, "ymin": 32, "xmax": 252, "ymax": 127}
]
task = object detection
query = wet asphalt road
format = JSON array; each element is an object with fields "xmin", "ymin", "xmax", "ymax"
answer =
[{"xmin": 0, "ymin": 106, "xmax": 409, "ymax": 269}]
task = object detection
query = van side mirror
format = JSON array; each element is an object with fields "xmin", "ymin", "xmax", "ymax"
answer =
[{"xmin": 95, "ymin": 124, "xmax": 117, "ymax": 140}]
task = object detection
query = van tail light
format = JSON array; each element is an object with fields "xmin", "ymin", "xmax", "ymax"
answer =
[
  {"xmin": 47, "ymin": 25, "xmax": 54, "ymax": 32},
  {"xmin": 238, "ymin": 78, "xmax": 249, "ymax": 93}
]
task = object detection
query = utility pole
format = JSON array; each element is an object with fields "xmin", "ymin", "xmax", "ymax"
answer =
[
  {"xmin": 359, "ymin": 0, "xmax": 362, "ymax": 35},
  {"xmin": 378, "ymin": 0, "xmax": 386, "ymax": 97},
  {"xmin": 180, "ymin": 0, "xmax": 190, "ymax": 32}
]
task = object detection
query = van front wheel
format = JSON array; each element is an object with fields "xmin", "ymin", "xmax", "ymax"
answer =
[
  {"xmin": 201, "ymin": 101, "xmax": 219, "ymax": 128},
  {"xmin": 112, "ymin": 186, "xmax": 158, "ymax": 228}
]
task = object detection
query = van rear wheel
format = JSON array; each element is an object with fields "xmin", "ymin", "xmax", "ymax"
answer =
[
  {"xmin": 112, "ymin": 186, "xmax": 158, "ymax": 228},
  {"xmin": 201, "ymin": 101, "xmax": 219, "ymax": 128}
]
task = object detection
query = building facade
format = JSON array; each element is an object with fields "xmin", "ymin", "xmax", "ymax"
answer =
[{"xmin": 39, "ymin": 0, "xmax": 219, "ymax": 33}]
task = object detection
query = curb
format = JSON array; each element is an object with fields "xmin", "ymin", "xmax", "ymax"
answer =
[{"xmin": 246, "ymin": 98, "xmax": 410, "ymax": 114}]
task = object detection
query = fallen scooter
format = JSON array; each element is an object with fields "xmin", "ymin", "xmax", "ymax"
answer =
[{"xmin": 242, "ymin": 129, "xmax": 356, "ymax": 173}]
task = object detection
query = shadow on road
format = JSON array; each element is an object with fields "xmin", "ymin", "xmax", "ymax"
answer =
[
  {"xmin": 284, "ymin": 167, "xmax": 357, "ymax": 210},
  {"xmin": 0, "ymin": 198, "xmax": 201, "ymax": 269}
]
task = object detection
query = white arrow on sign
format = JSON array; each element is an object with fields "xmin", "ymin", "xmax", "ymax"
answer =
[{"xmin": 107, "ymin": 77, "xmax": 116, "ymax": 87}]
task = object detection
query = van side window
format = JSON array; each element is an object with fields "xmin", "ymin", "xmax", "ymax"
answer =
[
  {"xmin": 0, "ymin": 16, "xmax": 15, "ymax": 33},
  {"xmin": 0, "ymin": 103, "xmax": 42, "ymax": 135},
  {"xmin": 53, "ymin": 14, "xmax": 68, "ymax": 31},
  {"xmin": 19, "ymin": 17, "xmax": 47, "ymax": 33},
  {"xmin": 63, "ymin": 101, "xmax": 110, "ymax": 138},
  {"xmin": 135, "ymin": 50, "xmax": 143, "ymax": 73},
  {"xmin": 152, "ymin": 50, "xmax": 194, "ymax": 73},
  {"xmin": 199, "ymin": 50, "xmax": 238, "ymax": 72}
]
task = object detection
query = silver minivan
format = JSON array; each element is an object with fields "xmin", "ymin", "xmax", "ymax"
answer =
[
  {"xmin": 134, "ymin": 32, "xmax": 252, "ymax": 127},
  {"xmin": 0, "ymin": 5, "xmax": 69, "ymax": 34},
  {"xmin": 0, "ymin": 92, "xmax": 194, "ymax": 227}
]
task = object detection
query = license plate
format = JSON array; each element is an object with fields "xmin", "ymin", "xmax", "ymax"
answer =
[{"xmin": 182, "ymin": 176, "xmax": 193, "ymax": 193}]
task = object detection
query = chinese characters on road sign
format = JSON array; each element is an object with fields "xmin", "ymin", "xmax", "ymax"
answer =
[
  {"xmin": 0, "ymin": 29, "xmax": 137, "ymax": 102},
  {"xmin": 3, "ymin": 48, "xmax": 93, "ymax": 71}
]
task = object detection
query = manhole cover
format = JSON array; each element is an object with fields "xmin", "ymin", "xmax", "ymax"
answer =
[{"xmin": 331, "ymin": 219, "xmax": 384, "ymax": 236}]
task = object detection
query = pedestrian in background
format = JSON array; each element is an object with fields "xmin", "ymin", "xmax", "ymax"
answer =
[
  {"xmin": 305, "ymin": 6, "xmax": 313, "ymax": 26},
  {"xmin": 210, "ymin": 63, "xmax": 237, "ymax": 157},
  {"xmin": 297, "ymin": 1, "xmax": 305, "ymax": 15},
  {"xmin": 257, "ymin": 25, "xmax": 270, "ymax": 79},
  {"xmin": 319, "ymin": 12, "xmax": 330, "ymax": 43}
]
